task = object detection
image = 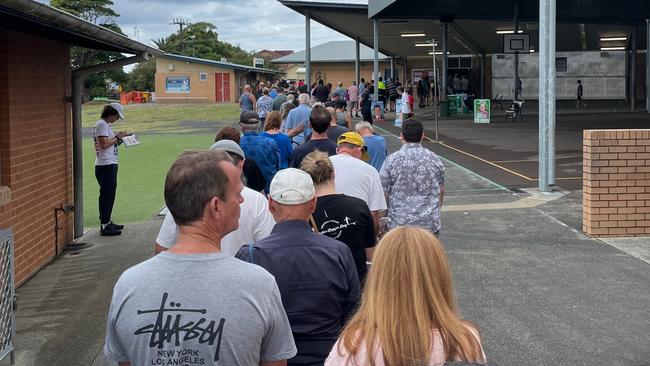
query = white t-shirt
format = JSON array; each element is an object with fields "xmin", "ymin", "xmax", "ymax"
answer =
[
  {"xmin": 330, "ymin": 154, "xmax": 387, "ymax": 212},
  {"xmin": 400, "ymin": 93, "xmax": 411, "ymax": 114},
  {"xmin": 94, "ymin": 119, "xmax": 118, "ymax": 165},
  {"xmin": 156, "ymin": 187, "xmax": 275, "ymax": 255}
]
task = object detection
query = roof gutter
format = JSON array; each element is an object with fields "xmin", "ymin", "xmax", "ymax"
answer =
[{"xmin": 2, "ymin": 0, "xmax": 161, "ymax": 57}]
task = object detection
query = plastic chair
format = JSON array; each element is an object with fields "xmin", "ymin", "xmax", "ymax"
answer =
[{"xmin": 504, "ymin": 100, "xmax": 524, "ymax": 123}]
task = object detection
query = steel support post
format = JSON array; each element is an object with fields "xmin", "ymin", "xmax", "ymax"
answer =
[
  {"xmin": 305, "ymin": 12, "xmax": 311, "ymax": 88},
  {"xmin": 355, "ymin": 38, "xmax": 360, "ymax": 85},
  {"xmin": 433, "ymin": 38, "xmax": 439, "ymax": 141},
  {"xmin": 647, "ymin": 20, "xmax": 650, "ymax": 113},
  {"xmin": 480, "ymin": 52, "xmax": 486, "ymax": 99},
  {"xmin": 72, "ymin": 75, "xmax": 84, "ymax": 238},
  {"xmin": 539, "ymin": 0, "xmax": 556, "ymax": 191},
  {"xmin": 373, "ymin": 17, "xmax": 379, "ymax": 102},
  {"xmin": 513, "ymin": 0, "xmax": 520, "ymax": 101},
  {"xmin": 630, "ymin": 27, "xmax": 637, "ymax": 111},
  {"xmin": 442, "ymin": 22, "xmax": 448, "ymax": 100}
]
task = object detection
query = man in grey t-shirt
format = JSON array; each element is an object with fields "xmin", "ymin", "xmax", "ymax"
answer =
[{"xmin": 104, "ymin": 150, "xmax": 296, "ymax": 366}]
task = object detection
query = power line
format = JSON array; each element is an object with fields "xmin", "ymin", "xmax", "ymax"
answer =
[{"xmin": 170, "ymin": 18, "xmax": 190, "ymax": 54}]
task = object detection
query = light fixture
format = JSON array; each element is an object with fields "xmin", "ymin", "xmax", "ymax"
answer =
[
  {"xmin": 601, "ymin": 46, "xmax": 626, "ymax": 51},
  {"xmin": 401, "ymin": 33, "xmax": 426, "ymax": 37},
  {"xmin": 530, "ymin": 49, "xmax": 536, "ymax": 53},
  {"xmin": 428, "ymin": 51, "xmax": 449, "ymax": 55},
  {"xmin": 600, "ymin": 36, "xmax": 627, "ymax": 42},
  {"xmin": 415, "ymin": 42, "xmax": 438, "ymax": 47},
  {"xmin": 496, "ymin": 29, "xmax": 515, "ymax": 34}
]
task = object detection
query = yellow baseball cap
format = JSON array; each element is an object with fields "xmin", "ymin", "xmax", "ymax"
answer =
[{"xmin": 337, "ymin": 132, "xmax": 370, "ymax": 162}]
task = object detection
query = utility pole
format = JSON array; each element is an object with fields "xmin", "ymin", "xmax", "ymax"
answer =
[{"xmin": 171, "ymin": 18, "xmax": 190, "ymax": 54}]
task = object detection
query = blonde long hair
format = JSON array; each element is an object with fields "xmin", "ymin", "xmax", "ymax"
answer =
[{"xmin": 338, "ymin": 227, "xmax": 483, "ymax": 365}]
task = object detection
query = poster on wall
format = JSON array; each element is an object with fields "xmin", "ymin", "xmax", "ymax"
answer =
[
  {"xmin": 412, "ymin": 69, "xmax": 433, "ymax": 83},
  {"xmin": 474, "ymin": 99, "xmax": 491, "ymax": 123},
  {"xmin": 394, "ymin": 97, "xmax": 403, "ymax": 127},
  {"xmin": 166, "ymin": 76, "xmax": 190, "ymax": 93}
]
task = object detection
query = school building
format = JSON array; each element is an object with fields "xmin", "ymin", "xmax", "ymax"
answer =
[
  {"xmin": 0, "ymin": 0, "xmax": 160, "ymax": 285},
  {"xmin": 154, "ymin": 54, "xmax": 283, "ymax": 104}
]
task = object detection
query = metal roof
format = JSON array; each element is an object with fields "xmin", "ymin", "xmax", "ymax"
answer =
[
  {"xmin": 373, "ymin": 0, "xmax": 650, "ymax": 24},
  {"xmin": 278, "ymin": 0, "xmax": 647, "ymax": 57},
  {"xmin": 0, "ymin": 0, "xmax": 161, "ymax": 56},
  {"xmin": 162, "ymin": 54, "xmax": 283, "ymax": 74},
  {"xmin": 271, "ymin": 41, "xmax": 390, "ymax": 64}
]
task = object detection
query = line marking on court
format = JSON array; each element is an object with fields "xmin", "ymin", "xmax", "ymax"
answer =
[
  {"xmin": 492, "ymin": 154, "xmax": 583, "ymax": 164},
  {"xmin": 372, "ymin": 125, "xmax": 507, "ymax": 191},
  {"xmin": 374, "ymin": 124, "xmax": 583, "ymax": 184}
]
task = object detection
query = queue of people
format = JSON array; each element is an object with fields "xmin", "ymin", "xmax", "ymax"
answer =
[{"xmin": 100, "ymin": 95, "xmax": 485, "ymax": 365}]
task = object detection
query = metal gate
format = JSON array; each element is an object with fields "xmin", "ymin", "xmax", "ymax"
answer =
[{"xmin": 0, "ymin": 230, "xmax": 14, "ymax": 364}]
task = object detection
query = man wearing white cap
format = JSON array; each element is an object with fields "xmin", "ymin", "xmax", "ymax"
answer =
[
  {"xmin": 93, "ymin": 103, "xmax": 128, "ymax": 236},
  {"xmin": 155, "ymin": 139, "xmax": 275, "ymax": 255},
  {"xmin": 237, "ymin": 168, "xmax": 360, "ymax": 366}
]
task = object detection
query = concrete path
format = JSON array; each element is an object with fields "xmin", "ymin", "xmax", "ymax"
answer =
[{"xmin": 6, "ymin": 124, "xmax": 650, "ymax": 366}]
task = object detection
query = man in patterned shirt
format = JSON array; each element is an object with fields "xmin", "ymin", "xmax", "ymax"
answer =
[{"xmin": 379, "ymin": 119, "xmax": 445, "ymax": 234}]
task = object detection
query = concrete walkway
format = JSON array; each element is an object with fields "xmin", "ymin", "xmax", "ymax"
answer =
[{"xmin": 7, "ymin": 126, "xmax": 650, "ymax": 366}]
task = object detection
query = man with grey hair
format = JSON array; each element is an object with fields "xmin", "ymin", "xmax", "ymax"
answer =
[
  {"xmin": 355, "ymin": 121, "xmax": 387, "ymax": 171},
  {"xmin": 237, "ymin": 168, "xmax": 359, "ymax": 366},
  {"xmin": 155, "ymin": 140, "xmax": 275, "ymax": 255},
  {"xmin": 105, "ymin": 150, "xmax": 296, "ymax": 366},
  {"xmin": 282, "ymin": 93, "xmax": 312, "ymax": 144}
]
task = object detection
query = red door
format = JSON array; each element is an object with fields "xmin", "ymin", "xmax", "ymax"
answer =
[{"xmin": 215, "ymin": 73, "xmax": 231, "ymax": 103}]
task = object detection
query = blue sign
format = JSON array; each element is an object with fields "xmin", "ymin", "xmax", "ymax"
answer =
[{"xmin": 166, "ymin": 76, "xmax": 190, "ymax": 93}]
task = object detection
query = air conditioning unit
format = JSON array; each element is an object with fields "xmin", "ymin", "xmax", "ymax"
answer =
[
  {"xmin": 168, "ymin": 64, "xmax": 174, "ymax": 71},
  {"xmin": 220, "ymin": 57, "xmax": 227, "ymax": 63}
]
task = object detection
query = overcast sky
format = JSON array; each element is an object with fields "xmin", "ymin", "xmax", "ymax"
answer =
[{"xmin": 62, "ymin": 0, "xmax": 366, "ymax": 52}]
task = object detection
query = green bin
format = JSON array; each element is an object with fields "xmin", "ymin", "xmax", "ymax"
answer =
[{"xmin": 439, "ymin": 100, "xmax": 449, "ymax": 117}]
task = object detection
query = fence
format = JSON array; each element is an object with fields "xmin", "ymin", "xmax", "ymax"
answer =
[{"xmin": 0, "ymin": 230, "xmax": 15, "ymax": 364}]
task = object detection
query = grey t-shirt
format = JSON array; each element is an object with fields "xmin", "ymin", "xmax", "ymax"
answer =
[{"xmin": 104, "ymin": 251, "xmax": 296, "ymax": 365}]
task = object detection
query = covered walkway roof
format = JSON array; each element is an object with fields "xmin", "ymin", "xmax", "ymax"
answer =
[{"xmin": 279, "ymin": 0, "xmax": 648, "ymax": 57}]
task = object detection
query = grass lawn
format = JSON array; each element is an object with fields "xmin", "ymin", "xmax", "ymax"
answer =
[
  {"xmin": 82, "ymin": 103, "xmax": 244, "ymax": 227},
  {"xmin": 82, "ymin": 103, "xmax": 241, "ymax": 133},
  {"xmin": 83, "ymin": 132, "xmax": 217, "ymax": 227}
]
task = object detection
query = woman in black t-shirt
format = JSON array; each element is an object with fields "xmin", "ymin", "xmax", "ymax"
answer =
[{"xmin": 300, "ymin": 151, "xmax": 377, "ymax": 282}]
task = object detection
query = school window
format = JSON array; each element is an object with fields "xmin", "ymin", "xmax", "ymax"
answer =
[
  {"xmin": 199, "ymin": 73, "xmax": 208, "ymax": 81},
  {"xmin": 555, "ymin": 57, "xmax": 568, "ymax": 73}
]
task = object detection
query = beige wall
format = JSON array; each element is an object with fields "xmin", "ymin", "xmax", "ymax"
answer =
[
  {"xmin": 155, "ymin": 57, "xmax": 237, "ymax": 104},
  {"xmin": 309, "ymin": 62, "xmax": 390, "ymax": 87}
]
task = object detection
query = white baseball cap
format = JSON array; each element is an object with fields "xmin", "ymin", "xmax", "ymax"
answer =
[
  {"xmin": 269, "ymin": 168, "xmax": 315, "ymax": 205},
  {"xmin": 109, "ymin": 102, "xmax": 125, "ymax": 119}
]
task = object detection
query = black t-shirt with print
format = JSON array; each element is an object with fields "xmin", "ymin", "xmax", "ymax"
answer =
[{"xmin": 312, "ymin": 194, "xmax": 376, "ymax": 282}]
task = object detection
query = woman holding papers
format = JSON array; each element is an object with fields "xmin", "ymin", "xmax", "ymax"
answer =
[{"xmin": 93, "ymin": 103, "xmax": 127, "ymax": 236}]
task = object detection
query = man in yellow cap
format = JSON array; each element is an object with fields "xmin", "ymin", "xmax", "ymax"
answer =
[{"xmin": 330, "ymin": 132, "xmax": 386, "ymax": 234}]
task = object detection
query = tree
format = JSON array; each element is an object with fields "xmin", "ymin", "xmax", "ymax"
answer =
[
  {"xmin": 124, "ymin": 59, "xmax": 155, "ymax": 91},
  {"xmin": 51, "ymin": 0, "xmax": 126, "ymax": 100}
]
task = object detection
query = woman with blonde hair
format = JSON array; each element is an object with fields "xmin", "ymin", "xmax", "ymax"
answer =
[
  {"xmin": 325, "ymin": 226, "xmax": 486, "ymax": 366},
  {"xmin": 300, "ymin": 150, "xmax": 376, "ymax": 282}
]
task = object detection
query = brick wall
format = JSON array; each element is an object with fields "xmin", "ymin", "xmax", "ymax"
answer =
[
  {"xmin": 0, "ymin": 30, "xmax": 74, "ymax": 285},
  {"xmin": 583, "ymin": 129, "xmax": 650, "ymax": 237}
]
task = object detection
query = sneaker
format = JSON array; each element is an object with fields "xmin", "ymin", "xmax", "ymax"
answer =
[
  {"xmin": 100, "ymin": 225, "xmax": 122, "ymax": 236},
  {"xmin": 108, "ymin": 222, "xmax": 124, "ymax": 230}
]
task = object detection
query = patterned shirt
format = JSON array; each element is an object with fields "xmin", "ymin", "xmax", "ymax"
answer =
[
  {"xmin": 257, "ymin": 95, "xmax": 273, "ymax": 119},
  {"xmin": 380, "ymin": 143, "xmax": 445, "ymax": 233}
]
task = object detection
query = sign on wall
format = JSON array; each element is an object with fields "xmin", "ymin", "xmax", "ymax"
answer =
[
  {"xmin": 474, "ymin": 99, "xmax": 491, "ymax": 123},
  {"xmin": 166, "ymin": 76, "xmax": 190, "ymax": 93}
]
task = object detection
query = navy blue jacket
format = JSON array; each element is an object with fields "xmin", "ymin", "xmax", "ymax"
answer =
[{"xmin": 237, "ymin": 220, "xmax": 360, "ymax": 366}]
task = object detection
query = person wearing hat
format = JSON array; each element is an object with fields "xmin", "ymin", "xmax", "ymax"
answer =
[
  {"xmin": 239, "ymin": 111, "xmax": 280, "ymax": 193},
  {"xmin": 155, "ymin": 139, "xmax": 276, "ymax": 255},
  {"xmin": 236, "ymin": 168, "xmax": 360, "ymax": 366},
  {"xmin": 93, "ymin": 103, "xmax": 128, "ymax": 236},
  {"xmin": 330, "ymin": 132, "xmax": 387, "ymax": 235}
]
